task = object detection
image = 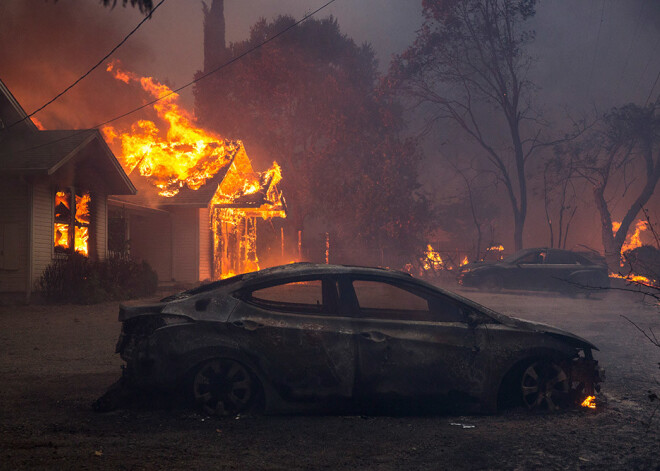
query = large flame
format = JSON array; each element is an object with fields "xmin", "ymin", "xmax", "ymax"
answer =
[{"xmin": 103, "ymin": 62, "xmax": 240, "ymax": 197}]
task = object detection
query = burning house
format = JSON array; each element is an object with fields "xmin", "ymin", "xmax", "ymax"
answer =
[
  {"xmin": 104, "ymin": 64, "xmax": 286, "ymax": 283},
  {"xmin": 0, "ymin": 80, "xmax": 136, "ymax": 301}
]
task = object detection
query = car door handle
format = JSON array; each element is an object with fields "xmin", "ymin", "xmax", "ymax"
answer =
[
  {"xmin": 232, "ymin": 320, "xmax": 263, "ymax": 331},
  {"xmin": 360, "ymin": 331, "xmax": 387, "ymax": 343}
]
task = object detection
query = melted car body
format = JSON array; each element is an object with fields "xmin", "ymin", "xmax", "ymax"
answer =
[{"xmin": 113, "ymin": 263, "xmax": 604, "ymax": 415}]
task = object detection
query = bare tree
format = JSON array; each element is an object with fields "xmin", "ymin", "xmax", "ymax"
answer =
[
  {"xmin": 390, "ymin": 0, "xmax": 573, "ymax": 251},
  {"xmin": 541, "ymin": 153, "xmax": 579, "ymax": 249},
  {"xmin": 565, "ymin": 100, "xmax": 660, "ymax": 270}
]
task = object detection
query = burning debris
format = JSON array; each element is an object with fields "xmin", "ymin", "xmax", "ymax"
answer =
[
  {"xmin": 103, "ymin": 63, "xmax": 285, "ymax": 279},
  {"xmin": 610, "ymin": 220, "xmax": 659, "ymax": 288}
]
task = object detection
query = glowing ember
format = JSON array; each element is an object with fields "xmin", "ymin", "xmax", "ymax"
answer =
[
  {"xmin": 581, "ymin": 395, "xmax": 596, "ymax": 409},
  {"xmin": 460, "ymin": 256, "xmax": 469, "ymax": 266}
]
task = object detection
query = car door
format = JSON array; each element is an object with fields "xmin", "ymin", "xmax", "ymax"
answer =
[
  {"xmin": 544, "ymin": 250, "xmax": 581, "ymax": 290},
  {"xmin": 514, "ymin": 249, "xmax": 548, "ymax": 290},
  {"xmin": 342, "ymin": 276, "xmax": 487, "ymax": 399},
  {"xmin": 230, "ymin": 276, "xmax": 355, "ymax": 400}
]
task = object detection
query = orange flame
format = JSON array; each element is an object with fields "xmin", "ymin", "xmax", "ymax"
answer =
[
  {"xmin": 103, "ymin": 62, "xmax": 240, "ymax": 197},
  {"xmin": 460, "ymin": 256, "xmax": 469, "ymax": 266},
  {"xmin": 581, "ymin": 395, "xmax": 596, "ymax": 409},
  {"xmin": 612, "ymin": 220, "xmax": 648, "ymax": 255}
]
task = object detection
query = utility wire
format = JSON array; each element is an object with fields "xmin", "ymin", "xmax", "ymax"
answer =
[
  {"xmin": 645, "ymin": 69, "xmax": 660, "ymax": 105},
  {"xmin": 587, "ymin": 0, "xmax": 606, "ymax": 89},
  {"xmin": 8, "ymin": 0, "xmax": 338, "ymax": 156},
  {"xmin": 7, "ymin": 0, "xmax": 167, "ymax": 129},
  {"xmin": 94, "ymin": 0, "xmax": 338, "ymax": 130}
]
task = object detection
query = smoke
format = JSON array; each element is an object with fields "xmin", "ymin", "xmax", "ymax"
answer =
[{"xmin": 0, "ymin": 0, "xmax": 152, "ymax": 129}]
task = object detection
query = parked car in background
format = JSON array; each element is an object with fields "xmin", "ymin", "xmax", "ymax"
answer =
[
  {"xmin": 106, "ymin": 263, "xmax": 603, "ymax": 416},
  {"xmin": 457, "ymin": 248, "xmax": 610, "ymax": 294}
]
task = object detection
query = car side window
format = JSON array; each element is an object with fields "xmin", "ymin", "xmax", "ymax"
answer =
[
  {"xmin": 247, "ymin": 279, "xmax": 324, "ymax": 314},
  {"xmin": 351, "ymin": 279, "xmax": 463, "ymax": 322},
  {"xmin": 517, "ymin": 250, "xmax": 546, "ymax": 264},
  {"xmin": 547, "ymin": 251, "xmax": 578, "ymax": 264}
]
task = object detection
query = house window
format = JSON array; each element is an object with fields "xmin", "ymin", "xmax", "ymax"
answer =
[{"xmin": 54, "ymin": 189, "xmax": 91, "ymax": 256}]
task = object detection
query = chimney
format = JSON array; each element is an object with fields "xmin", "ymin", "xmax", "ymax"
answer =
[{"xmin": 203, "ymin": 0, "xmax": 227, "ymax": 72}]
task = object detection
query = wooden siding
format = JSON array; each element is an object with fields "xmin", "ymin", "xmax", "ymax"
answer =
[
  {"xmin": 0, "ymin": 179, "xmax": 28, "ymax": 292},
  {"xmin": 31, "ymin": 179, "xmax": 53, "ymax": 289},
  {"xmin": 198, "ymin": 208, "xmax": 212, "ymax": 281},
  {"xmin": 128, "ymin": 211, "xmax": 172, "ymax": 282},
  {"xmin": 170, "ymin": 208, "xmax": 199, "ymax": 283},
  {"xmin": 93, "ymin": 192, "xmax": 107, "ymax": 260}
]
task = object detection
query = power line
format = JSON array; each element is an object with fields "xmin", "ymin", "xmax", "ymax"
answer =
[
  {"xmin": 8, "ymin": 0, "xmax": 338, "ymax": 156},
  {"xmin": 646, "ymin": 69, "xmax": 660, "ymax": 105},
  {"xmin": 7, "ymin": 0, "xmax": 167, "ymax": 129},
  {"xmin": 587, "ymin": 0, "xmax": 607, "ymax": 88},
  {"xmin": 94, "ymin": 0, "xmax": 338, "ymax": 130}
]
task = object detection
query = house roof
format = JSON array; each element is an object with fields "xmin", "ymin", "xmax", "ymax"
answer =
[
  {"xmin": 0, "ymin": 129, "xmax": 136, "ymax": 195},
  {"xmin": 110, "ymin": 157, "xmax": 234, "ymax": 209},
  {"xmin": 0, "ymin": 79, "xmax": 38, "ymax": 133},
  {"xmin": 0, "ymin": 80, "xmax": 136, "ymax": 195}
]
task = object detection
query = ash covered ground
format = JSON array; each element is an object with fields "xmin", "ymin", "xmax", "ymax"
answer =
[{"xmin": 0, "ymin": 288, "xmax": 658, "ymax": 470}]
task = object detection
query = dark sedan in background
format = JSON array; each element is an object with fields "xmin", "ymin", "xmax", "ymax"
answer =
[
  {"xmin": 458, "ymin": 248, "xmax": 610, "ymax": 294},
  {"xmin": 105, "ymin": 263, "xmax": 603, "ymax": 416}
]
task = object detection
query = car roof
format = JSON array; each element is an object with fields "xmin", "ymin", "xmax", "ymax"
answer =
[
  {"xmin": 163, "ymin": 263, "xmax": 415, "ymax": 301},
  {"xmin": 239, "ymin": 262, "xmax": 414, "ymax": 284}
]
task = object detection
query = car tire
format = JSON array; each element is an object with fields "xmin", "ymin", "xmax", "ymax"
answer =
[
  {"xmin": 190, "ymin": 358, "xmax": 262, "ymax": 416},
  {"xmin": 520, "ymin": 359, "xmax": 570, "ymax": 411}
]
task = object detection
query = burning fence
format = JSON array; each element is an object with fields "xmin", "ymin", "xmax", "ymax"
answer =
[{"xmin": 103, "ymin": 63, "xmax": 286, "ymax": 280}]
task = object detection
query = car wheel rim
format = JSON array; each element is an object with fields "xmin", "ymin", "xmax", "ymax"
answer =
[
  {"xmin": 193, "ymin": 359, "xmax": 253, "ymax": 416},
  {"xmin": 521, "ymin": 361, "xmax": 570, "ymax": 411}
]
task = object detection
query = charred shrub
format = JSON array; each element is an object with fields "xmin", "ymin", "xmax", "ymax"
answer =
[{"xmin": 37, "ymin": 254, "xmax": 158, "ymax": 304}]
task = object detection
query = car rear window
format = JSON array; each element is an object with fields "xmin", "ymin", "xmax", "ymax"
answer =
[{"xmin": 245, "ymin": 279, "xmax": 328, "ymax": 314}]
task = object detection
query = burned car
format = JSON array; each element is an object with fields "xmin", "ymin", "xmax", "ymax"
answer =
[
  {"xmin": 458, "ymin": 248, "xmax": 610, "ymax": 294},
  {"xmin": 111, "ymin": 263, "xmax": 603, "ymax": 415}
]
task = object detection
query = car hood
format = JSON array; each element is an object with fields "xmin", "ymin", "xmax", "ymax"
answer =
[
  {"xmin": 443, "ymin": 290, "xmax": 598, "ymax": 351},
  {"xmin": 504, "ymin": 316, "xmax": 598, "ymax": 351}
]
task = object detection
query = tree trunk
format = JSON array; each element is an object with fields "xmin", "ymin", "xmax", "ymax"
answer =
[
  {"xmin": 593, "ymin": 187, "xmax": 621, "ymax": 272},
  {"xmin": 513, "ymin": 210, "xmax": 524, "ymax": 252}
]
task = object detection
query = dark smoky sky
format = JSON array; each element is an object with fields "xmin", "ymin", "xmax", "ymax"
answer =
[
  {"xmin": 1, "ymin": 0, "xmax": 658, "ymax": 250},
  {"xmin": 2, "ymin": 0, "xmax": 657, "ymax": 128}
]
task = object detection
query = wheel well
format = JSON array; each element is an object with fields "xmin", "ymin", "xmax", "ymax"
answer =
[{"xmin": 496, "ymin": 352, "xmax": 566, "ymax": 410}]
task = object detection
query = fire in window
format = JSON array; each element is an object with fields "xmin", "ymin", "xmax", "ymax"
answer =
[{"xmin": 54, "ymin": 189, "xmax": 91, "ymax": 256}]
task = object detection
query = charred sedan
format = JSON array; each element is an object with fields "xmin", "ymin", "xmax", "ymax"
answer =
[
  {"xmin": 112, "ymin": 263, "xmax": 603, "ymax": 415},
  {"xmin": 458, "ymin": 248, "xmax": 610, "ymax": 294}
]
